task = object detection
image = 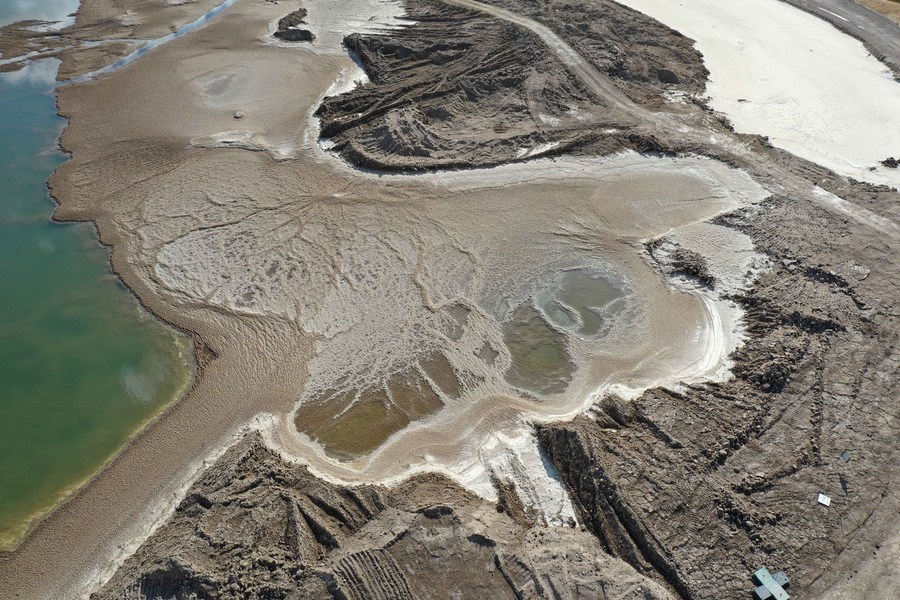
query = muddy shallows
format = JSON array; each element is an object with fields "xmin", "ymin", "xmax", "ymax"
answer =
[{"xmin": 295, "ymin": 266, "xmax": 626, "ymax": 459}]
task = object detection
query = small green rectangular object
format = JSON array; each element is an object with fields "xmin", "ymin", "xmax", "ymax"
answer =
[{"xmin": 754, "ymin": 568, "xmax": 790, "ymax": 600}]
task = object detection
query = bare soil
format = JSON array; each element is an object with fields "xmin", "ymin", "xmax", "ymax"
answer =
[
  {"xmin": 94, "ymin": 433, "xmax": 675, "ymax": 599},
  {"xmin": 1, "ymin": 0, "xmax": 899, "ymax": 598},
  {"xmin": 316, "ymin": 0, "xmax": 709, "ymax": 170},
  {"xmin": 91, "ymin": 1, "xmax": 900, "ymax": 598}
]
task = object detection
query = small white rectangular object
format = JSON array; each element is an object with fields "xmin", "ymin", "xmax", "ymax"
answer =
[{"xmin": 817, "ymin": 493, "xmax": 831, "ymax": 507}]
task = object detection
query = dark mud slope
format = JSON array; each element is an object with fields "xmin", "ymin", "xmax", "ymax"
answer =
[
  {"xmin": 541, "ymin": 187, "xmax": 900, "ymax": 599},
  {"xmin": 485, "ymin": 0, "xmax": 709, "ymax": 96},
  {"xmin": 95, "ymin": 434, "xmax": 673, "ymax": 600},
  {"xmin": 315, "ymin": 0, "xmax": 705, "ymax": 170}
]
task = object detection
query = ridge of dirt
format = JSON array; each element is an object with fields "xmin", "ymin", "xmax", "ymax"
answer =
[
  {"xmin": 93, "ymin": 433, "xmax": 675, "ymax": 600},
  {"xmin": 541, "ymin": 186, "xmax": 900, "ymax": 597},
  {"xmin": 315, "ymin": 0, "xmax": 707, "ymax": 170}
]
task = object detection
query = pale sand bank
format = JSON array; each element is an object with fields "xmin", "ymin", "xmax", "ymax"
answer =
[{"xmin": 616, "ymin": 0, "xmax": 900, "ymax": 189}]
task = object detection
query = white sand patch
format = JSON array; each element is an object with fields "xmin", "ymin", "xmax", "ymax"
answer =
[
  {"xmin": 662, "ymin": 222, "xmax": 770, "ymax": 295},
  {"xmin": 539, "ymin": 113, "xmax": 561, "ymax": 126},
  {"xmin": 480, "ymin": 428, "xmax": 579, "ymax": 527},
  {"xmin": 516, "ymin": 141, "xmax": 561, "ymax": 158},
  {"xmin": 118, "ymin": 9, "xmax": 140, "ymax": 27},
  {"xmin": 819, "ymin": 8, "xmax": 849, "ymax": 22},
  {"xmin": 812, "ymin": 185, "xmax": 900, "ymax": 238},
  {"xmin": 615, "ymin": 0, "xmax": 900, "ymax": 188},
  {"xmin": 411, "ymin": 151, "xmax": 764, "ymax": 200}
]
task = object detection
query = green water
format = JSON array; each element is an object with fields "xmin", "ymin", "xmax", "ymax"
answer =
[
  {"xmin": 503, "ymin": 305, "xmax": 574, "ymax": 396},
  {"xmin": 0, "ymin": 60, "xmax": 193, "ymax": 548},
  {"xmin": 503, "ymin": 268, "xmax": 624, "ymax": 396},
  {"xmin": 537, "ymin": 268, "xmax": 624, "ymax": 338}
]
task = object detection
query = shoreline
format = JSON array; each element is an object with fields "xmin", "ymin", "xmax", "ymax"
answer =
[
  {"xmin": 0, "ymin": 53, "xmax": 196, "ymax": 552},
  {"xmin": 77, "ymin": 412, "xmax": 278, "ymax": 597}
]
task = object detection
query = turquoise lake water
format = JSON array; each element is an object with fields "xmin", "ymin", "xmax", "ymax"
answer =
[
  {"xmin": 0, "ymin": 43, "xmax": 193, "ymax": 547},
  {"xmin": 0, "ymin": 0, "xmax": 79, "ymax": 28}
]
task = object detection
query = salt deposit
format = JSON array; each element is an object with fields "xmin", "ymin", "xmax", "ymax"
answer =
[{"xmin": 616, "ymin": 0, "xmax": 900, "ymax": 188}]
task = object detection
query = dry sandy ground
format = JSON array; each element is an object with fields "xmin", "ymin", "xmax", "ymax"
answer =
[
  {"xmin": 858, "ymin": 0, "xmax": 900, "ymax": 24},
  {"xmin": 616, "ymin": 0, "xmax": 900, "ymax": 188},
  {"xmin": 0, "ymin": 0, "xmax": 898, "ymax": 597}
]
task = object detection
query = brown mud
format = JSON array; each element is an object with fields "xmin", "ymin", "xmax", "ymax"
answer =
[
  {"xmin": 316, "ymin": 0, "xmax": 710, "ymax": 170},
  {"xmin": 94, "ymin": 434, "xmax": 675, "ymax": 599}
]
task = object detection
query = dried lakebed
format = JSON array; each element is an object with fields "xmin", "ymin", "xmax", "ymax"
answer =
[
  {"xmin": 147, "ymin": 145, "xmax": 766, "ymax": 490},
  {"xmin": 4, "ymin": 2, "xmax": 769, "ymax": 595}
]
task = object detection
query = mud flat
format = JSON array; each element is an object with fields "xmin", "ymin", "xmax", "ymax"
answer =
[
  {"xmin": 49, "ymin": 0, "xmax": 765, "ymax": 499},
  {"xmin": 2, "ymin": 0, "xmax": 900, "ymax": 598},
  {"xmin": 0, "ymin": 0, "xmax": 761, "ymax": 596}
]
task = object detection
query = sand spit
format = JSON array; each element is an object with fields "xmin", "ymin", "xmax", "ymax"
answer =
[
  {"xmin": 68, "ymin": 0, "xmax": 242, "ymax": 84},
  {"xmin": 615, "ymin": 0, "xmax": 900, "ymax": 188},
  {"xmin": 0, "ymin": 0, "xmax": 235, "ymax": 79}
]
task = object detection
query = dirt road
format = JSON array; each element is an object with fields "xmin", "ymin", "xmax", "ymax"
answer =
[
  {"xmin": 444, "ymin": 0, "xmax": 900, "ymax": 240},
  {"xmin": 441, "ymin": 0, "xmax": 642, "ymax": 115}
]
